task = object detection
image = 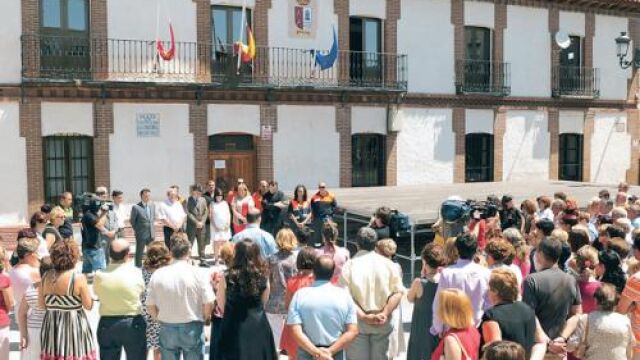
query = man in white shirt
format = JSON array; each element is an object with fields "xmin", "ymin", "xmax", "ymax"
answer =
[
  {"xmin": 158, "ymin": 188, "xmax": 187, "ymax": 249},
  {"xmin": 111, "ymin": 190, "xmax": 128, "ymax": 238},
  {"xmin": 146, "ymin": 234, "xmax": 214, "ymax": 359}
]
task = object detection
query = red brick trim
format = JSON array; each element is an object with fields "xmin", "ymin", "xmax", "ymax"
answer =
[
  {"xmin": 93, "ymin": 102, "xmax": 113, "ymax": 189},
  {"xmin": 626, "ymin": 109, "xmax": 640, "ymax": 184},
  {"xmin": 189, "ymin": 103, "xmax": 209, "ymax": 186},
  {"xmin": 334, "ymin": 0, "xmax": 350, "ymax": 83},
  {"xmin": 582, "ymin": 109, "xmax": 595, "ymax": 182},
  {"xmin": 628, "ymin": 17, "xmax": 640, "ymax": 102},
  {"xmin": 336, "ymin": 105, "xmax": 352, "ymax": 187},
  {"xmin": 19, "ymin": 100, "xmax": 44, "ymax": 214},
  {"xmin": 257, "ymin": 104, "xmax": 277, "ymax": 182},
  {"xmin": 385, "ymin": 131, "xmax": 397, "ymax": 186},
  {"xmin": 494, "ymin": 107, "xmax": 506, "ymax": 181},
  {"xmin": 452, "ymin": 0, "xmax": 465, "ymax": 84},
  {"xmin": 193, "ymin": 0, "xmax": 212, "ymax": 82},
  {"xmin": 452, "ymin": 108, "xmax": 466, "ymax": 183},
  {"xmin": 90, "ymin": 0, "xmax": 109, "ymax": 80},
  {"xmin": 494, "ymin": 3, "xmax": 507, "ymax": 65},
  {"xmin": 584, "ymin": 12, "xmax": 595, "ymax": 70},
  {"xmin": 254, "ymin": 0, "xmax": 272, "ymax": 80},
  {"xmin": 22, "ymin": 0, "xmax": 40, "ymax": 78},
  {"xmin": 385, "ymin": 0, "xmax": 400, "ymax": 84},
  {"xmin": 548, "ymin": 108, "xmax": 559, "ymax": 180}
]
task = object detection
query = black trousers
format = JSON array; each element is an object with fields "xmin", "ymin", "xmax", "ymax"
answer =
[
  {"xmin": 163, "ymin": 226, "xmax": 175, "ymax": 249},
  {"xmin": 134, "ymin": 235, "xmax": 152, "ymax": 268},
  {"xmin": 210, "ymin": 316, "xmax": 223, "ymax": 360},
  {"xmin": 97, "ymin": 315, "xmax": 147, "ymax": 360}
]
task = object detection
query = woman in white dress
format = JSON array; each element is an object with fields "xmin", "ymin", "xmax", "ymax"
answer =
[
  {"xmin": 231, "ymin": 183, "xmax": 255, "ymax": 234},
  {"xmin": 210, "ymin": 187, "xmax": 232, "ymax": 262}
]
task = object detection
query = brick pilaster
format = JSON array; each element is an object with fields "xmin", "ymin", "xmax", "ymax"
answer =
[
  {"xmin": 189, "ymin": 103, "xmax": 209, "ymax": 186},
  {"xmin": 385, "ymin": 131, "xmax": 397, "ymax": 186},
  {"xmin": 548, "ymin": 108, "xmax": 559, "ymax": 180},
  {"xmin": 549, "ymin": 6, "xmax": 560, "ymax": 92},
  {"xmin": 257, "ymin": 104, "xmax": 277, "ymax": 182},
  {"xmin": 584, "ymin": 12, "xmax": 595, "ymax": 70},
  {"xmin": 582, "ymin": 109, "xmax": 595, "ymax": 183},
  {"xmin": 494, "ymin": 107, "xmax": 506, "ymax": 181},
  {"xmin": 452, "ymin": 108, "xmax": 466, "ymax": 183},
  {"xmin": 193, "ymin": 0, "xmax": 212, "ymax": 82},
  {"xmin": 494, "ymin": 3, "xmax": 507, "ymax": 86},
  {"xmin": 93, "ymin": 102, "xmax": 113, "ymax": 189},
  {"xmin": 334, "ymin": 0, "xmax": 350, "ymax": 84},
  {"xmin": 628, "ymin": 17, "xmax": 640, "ymax": 102},
  {"xmin": 255, "ymin": 0, "xmax": 272, "ymax": 80},
  {"xmin": 626, "ymin": 109, "xmax": 640, "ymax": 185},
  {"xmin": 90, "ymin": 0, "xmax": 109, "ymax": 80},
  {"xmin": 336, "ymin": 105, "xmax": 352, "ymax": 187},
  {"xmin": 452, "ymin": 0, "xmax": 465, "ymax": 84},
  {"xmin": 384, "ymin": 0, "xmax": 400, "ymax": 85},
  {"xmin": 22, "ymin": 0, "xmax": 40, "ymax": 78},
  {"xmin": 20, "ymin": 100, "xmax": 44, "ymax": 214}
]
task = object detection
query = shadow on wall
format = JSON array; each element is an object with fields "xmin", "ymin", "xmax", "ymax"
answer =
[
  {"xmin": 432, "ymin": 113, "xmax": 455, "ymax": 163},
  {"xmin": 504, "ymin": 111, "xmax": 549, "ymax": 181}
]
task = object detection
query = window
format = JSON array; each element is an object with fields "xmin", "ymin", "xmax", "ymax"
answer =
[
  {"xmin": 43, "ymin": 136, "xmax": 94, "ymax": 206},
  {"xmin": 352, "ymin": 134, "xmax": 385, "ymax": 187},
  {"xmin": 465, "ymin": 133, "xmax": 494, "ymax": 182},
  {"xmin": 349, "ymin": 17, "xmax": 382, "ymax": 85},
  {"xmin": 40, "ymin": 0, "xmax": 90, "ymax": 78},
  {"xmin": 212, "ymin": 6, "xmax": 253, "ymax": 81},
  {"xmin": 559, "ymin": 36, "xmax": 583, "ymax": 93},
  {"xmin": 41, "ymin": 0, "xmax": 88, "ymax": 32},
  {"xmin": 463, "ymin": 27, "xmax": 492, "ymax": 92},
  {"xmin": 559, "ymin": 134, "xmax": 583, "ymax": 181}
]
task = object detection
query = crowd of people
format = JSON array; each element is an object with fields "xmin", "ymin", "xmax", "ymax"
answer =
[{"xmin": 1, "ymin": 180, "xmax": 640, "ymax": 360}]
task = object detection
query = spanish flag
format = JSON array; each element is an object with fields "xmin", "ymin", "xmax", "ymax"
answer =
[{"xmin": 234, "ymin": 25, "xmax": 256, "ymax": 64}]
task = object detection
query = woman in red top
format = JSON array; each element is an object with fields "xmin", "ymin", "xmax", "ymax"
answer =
[
  {"xmin": 0, "ymin": 243, "xmax": 14, "ymax": 358},
  {"xmin": 431, "ymin": 288, "xmax": 480, "ymax": 360},
  {"xmin": 280, "ymin": 247, "xmax": 317, "ymax": 359},
  {"xmin": 231, "ymin": 183, "xmax": 255, "ymax": 234}
]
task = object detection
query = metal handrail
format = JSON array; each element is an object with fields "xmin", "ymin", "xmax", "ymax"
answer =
[
  {"xmin": 552, "ymin": 65, "xmax": 600, "ymax": 98},
  {"xmin": 455, "ymin": 59, "xmax": 511, "ymax": 96}
]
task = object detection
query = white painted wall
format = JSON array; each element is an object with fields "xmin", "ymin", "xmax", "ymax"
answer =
[
  {"xmin": 591, "ymin": 112, "xmax": 630, "ymax": 184},
  {"xmin": 503, "ymin": 110, "xmax": 549, "ymax": 181},
  {"xmin": 0, "ymin": 0, "xmax": 21, "ymax": 83},
  {"xmin": 465, "ymin": 109, "xmax": 494, "ymax": 134},
  {"xmin": 208, "ymin": 104, "xmax": 260, "ymax": 136},
  {"xmin": 107, "ymin": 0, "xmax": 198, "ymax": 82},
  {"xmin": 351, "ymin": 106, "xmax": 387, "ymax": 135},
  {"xmin": 396, "ymin": 108, "xmax": 454, "ymax": 185},
  {"xmin": 398, "ymin": 0, "xmax": 455, "ymax": 94},
  {"xmin": 211, "ymin": 0, "xmax": 255, "ymax": 7},
  {"xmin": 559, "ymin": 111, "xmax": 584, "ymax": 134},
  {"xmin": 0, "ymin": 103, "xmax": 27, "ymax": 224},
  {"xmin": 274, "ymin": 105, "xmax": 339, "ymax": 191},
  {"xmin": 350, "ymin": 0, "xmax": 386, "ymax": 19},
  {"xmin": 594, "ymin": 15, "xmax": 631, "ymax": 100},
  {"xmin": 464, "ymin": 1, "xmax": 494, "ymax": 29},
  {"xmin": 505, "ymin": 6, "xmax": 550, "ymax": 97},
  {"xmin": 268, "ymin": 0, "xmax": 337, "ymax": 49},
  {"xmin": 559, "ymin": 11, "xmax": 585, "ymax": 37},
  {"xmin": 41, "ymin": 102, "xmax": 94, "ymax": 136},
  {"xmin": 110, "ymin": 104, "xmax": 194, "ymax": 202}
]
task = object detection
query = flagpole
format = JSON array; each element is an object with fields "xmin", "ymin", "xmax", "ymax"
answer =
[{"xmin": 237, "ymin": 0, "xmax": 247, "ymax": 74}]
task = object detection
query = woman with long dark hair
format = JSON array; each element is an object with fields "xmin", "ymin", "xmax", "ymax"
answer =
[
  {"xmin": 287, "ymin": 184, "xmax": 313, "ymax": 244},
  {"xmin": 596, "ymin": 249, "xmax": 627, "ymax": 294},
  {"xmin": 218, "ymin": 239, "xmax": 277, "ymax": 360},
  {"xmin": 315, "ymin": 221, "xmax": 349, "ymax": 283}
]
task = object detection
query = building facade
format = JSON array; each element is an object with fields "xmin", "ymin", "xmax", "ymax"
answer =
[{"xmin": 0, "ymin": 0, "xmax": 639, "ymax": 224}]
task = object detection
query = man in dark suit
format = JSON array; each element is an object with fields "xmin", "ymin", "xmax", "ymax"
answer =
[
  {"xmin": 187, "ymin": 184, "xmax": 209, "ymax": 267},
  {"xmin": 129, "ymin": 188, "xmax": 156, "ymax": 267}
]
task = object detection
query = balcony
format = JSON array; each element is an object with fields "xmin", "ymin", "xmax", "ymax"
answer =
[
  {"xmin": 21, "ymin": 34, "xmax": 408, "ymax": 91},
  {"xmin": 455, "ymin": 59, "xmax": 511, "ymax": 96},
  {"xmin": 552, "ymin": 66, "xmax": 600, "ymax": 98}
]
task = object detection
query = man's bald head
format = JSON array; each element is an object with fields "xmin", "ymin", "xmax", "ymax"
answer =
[
  {"xmin": 313, "ymin": 255, "xmax": 335, "ymax": 281},
  {"xmin": 246, "ymin": 208, "xmax": 262, "ymax": 224},
  {"xmin": 109, "ymin": 239, "xmax": 130, "ymax": 262}
]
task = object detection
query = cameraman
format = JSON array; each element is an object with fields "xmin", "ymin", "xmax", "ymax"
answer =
[
  {"xmin": 81, "ymin": 196, "xmax": 110, "ymax": 275},
  {"xmin": 368, "ymin": 206, "xmax": 392, "ymax": 240},
  {"xmin": 96, "ymin": 187, "xmax": 118, "ymax": 265},
  {"xmin": 499, "ymin": 195, "xmax": 524, "ymax": 233}
]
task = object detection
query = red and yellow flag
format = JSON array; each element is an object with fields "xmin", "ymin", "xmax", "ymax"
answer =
[{"xmin": 234, "ymin": 26, "xmax": 255, "ymax": 64}]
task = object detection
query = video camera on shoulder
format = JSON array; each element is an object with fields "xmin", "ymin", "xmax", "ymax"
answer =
[
  {"xmin": 466, "ymin": 199, "xmax": 498, "ymax": 220},
  {"xmin": 80, "ymin": 193, "xmax": 113, "ymax": 214}
]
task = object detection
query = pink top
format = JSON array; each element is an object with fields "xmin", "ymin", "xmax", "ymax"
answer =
[
  {"xmin": 315, "ymin": 244, "xmax": 350, "ymax": 283},
  {"xmin": 579, "ymin": 279, "xmax": 601, "ymax": 314},
  {"xmin": 513, "ymin": 257, "xmax": 531, "ymax": 279}
]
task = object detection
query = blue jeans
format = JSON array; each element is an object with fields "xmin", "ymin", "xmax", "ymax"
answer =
[
  {"xmin": 159, "ymin": 321, "xmax": 205, "ymax": 360},
  {"xmin": 81, "ymin": 247, "xmax": 106, "ymax": 273}
]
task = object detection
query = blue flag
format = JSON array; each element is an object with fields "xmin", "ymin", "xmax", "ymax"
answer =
[{"xmin": 313, "ymin": 27, "xmax": 338, "ymax": 71}]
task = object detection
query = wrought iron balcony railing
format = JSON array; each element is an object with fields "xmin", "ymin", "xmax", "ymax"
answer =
[
  {"xmin": 455, "ymin": 59, "xmax": 511, "ymax": 96},
  {"xmin": 552, "ymin": 66, "xmax": 600, "ymax": 98},
  {"xmin": 21, "ymin": 34, "xmax": 408, "ymax": 91}
]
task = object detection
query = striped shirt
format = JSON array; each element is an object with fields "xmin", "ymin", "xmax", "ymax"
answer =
[
  {"xmin": 23, "ymin": 285, "xmax": 45, "ymax": 329},
  {"xmin": 621, "ymin": 273, "xmax": 640, "ymax": 353}
]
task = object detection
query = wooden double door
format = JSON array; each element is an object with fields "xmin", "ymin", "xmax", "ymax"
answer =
[{"xmin": 208, "ymin": 134, "xmax": 257, "ymax": 194}]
